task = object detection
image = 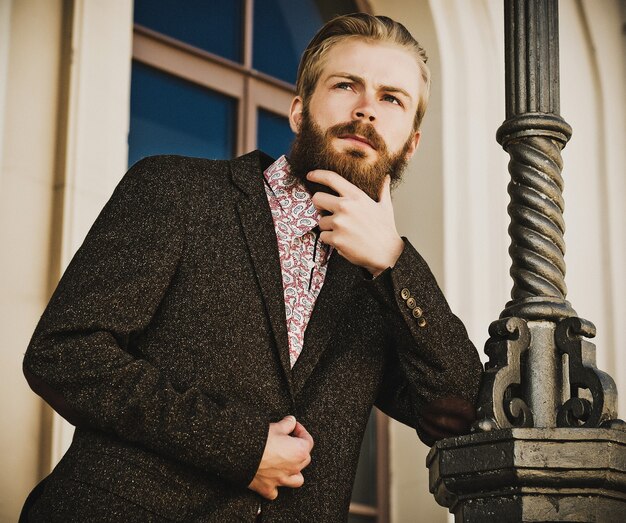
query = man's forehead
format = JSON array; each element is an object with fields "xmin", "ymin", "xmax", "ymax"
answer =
[{"xmin": 318, "ymin": 39, "xmax": 422, "ymax": 98}]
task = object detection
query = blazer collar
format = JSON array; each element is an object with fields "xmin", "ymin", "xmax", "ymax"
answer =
[
  {"xmin": 231, "ymin": 151, "xmax": 295, "ymax": 397},
  {"xmin": 230, "ymin": 150, "xmax": 275, "ymax": 198},
  {"xmin": 230, "ymin": 151, "xmax": 360, "ymax": 398},
  {"xmin": 292, "ymin": 251, "xmax": 359, "ymax": 395}
]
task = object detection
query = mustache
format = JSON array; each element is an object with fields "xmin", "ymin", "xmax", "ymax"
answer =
[{"xmin": 325, "ymin": 121, "xmax": 387, "ymax": 153}]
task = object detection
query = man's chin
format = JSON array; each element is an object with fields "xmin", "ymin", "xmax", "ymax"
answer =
[{"xmin": 335, "ymin": 145, "xmax": 377, "ymax": 163}]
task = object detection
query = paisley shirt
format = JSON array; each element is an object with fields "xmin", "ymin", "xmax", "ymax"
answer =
[{"xmin": 263, "ymin": 155, "xmax": 331, "ymax": 367}]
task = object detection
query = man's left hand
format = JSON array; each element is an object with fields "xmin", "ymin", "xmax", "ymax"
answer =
[{"xmin": 308, "ymin": 170, "xmax": 404, "ymax": 276}]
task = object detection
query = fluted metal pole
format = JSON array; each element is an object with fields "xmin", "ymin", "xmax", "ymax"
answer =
[
  {"xmin": 497, "ymin": 0, "xmax": 574, "ymax": 323},
  {"xmin": 427, "ymin": 2, "xmax": 625, "ymax": 520},
  {"xmin": 478, "ymin": 0, "xmax": 619, "ymax": 432}
]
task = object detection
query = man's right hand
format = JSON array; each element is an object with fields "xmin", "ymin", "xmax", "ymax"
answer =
[{"xmin": 248, "ymin": 415, "xmax": 314, "ymax": 500}]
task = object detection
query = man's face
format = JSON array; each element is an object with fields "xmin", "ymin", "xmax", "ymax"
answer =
[{"xmin": 289, "ymin": 39, "xmax": 422, "ymax": 199}]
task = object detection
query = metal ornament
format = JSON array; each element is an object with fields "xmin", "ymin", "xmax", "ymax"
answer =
[{"xmin": 428, "ymin": 1, "xmax": 626, "ymax": 519}]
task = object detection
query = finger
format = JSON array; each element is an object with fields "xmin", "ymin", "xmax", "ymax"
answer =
[
  {"xmin": 298, "ymin": 452, "xmax": 312, "ymax": 470},
  {"xmin": 281, "ymin": 472, "xmax": 305, "ymax": 489},
  {"xmin": 421, "ymin": 414, "xmax": 471, "ymax": 435},
  {"xmin": 312, "ymin": 191, "xmax": 340, "ymax": 214},
  {"xmin": 292, "ymin": 421, "xmax": 315, "ymax": 450},
  {"xmin": 307, "ymin": 169, "xmax": 363, "ymax": 197},
  {"xmin": 276, "ymin": 415, "xmax": 297, "ymax": 435},
  {"xmin": 249, "ymin": 480, "xmax": 278, "ymax": 501},
  {"xmin": 318, "ymin": 215, "xmax": 334, "ymax": 231},
  {"xmin": 318, "ymin": 230, "xmax": 335, "ymax": 248},
  {"xmin": 264, "ymin": 487, "xmax": 278, "ymax": 501}
]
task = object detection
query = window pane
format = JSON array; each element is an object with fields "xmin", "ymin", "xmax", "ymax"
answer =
[
  {"xmin": 253, "ymin": 0, "xmax": 323, "ymax": 84},
  {"xmin": 253, "ymin": 0, "xmax": 359, "ymax": 84},
  {"xmin": 134, "ymin": 0, "xmax": 243, "ymax": 62},
  {"xmin": 128, "ymin": 61, "xmax": 236, "ymax": 166},
  {"xmin": 257, "ymin": 109, "xmax": 294, "ymax": 160},
  {"xmin": 351, "ymin": 410, "xmax": 378, "ymax": 506}
]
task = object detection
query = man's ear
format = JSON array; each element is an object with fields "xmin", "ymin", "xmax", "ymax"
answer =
[
  {"xmin": 404, "ymin": 131, "xmax": 421, "ymax": 161},
  {"xmin": 289, "ymin": 96, "xmax": 304, "ymax": 134}
]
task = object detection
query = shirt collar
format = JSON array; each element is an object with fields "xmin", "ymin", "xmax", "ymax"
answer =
[{"xmin": 263, "ymin": 155, "xmax": 321, "ymax": 237}]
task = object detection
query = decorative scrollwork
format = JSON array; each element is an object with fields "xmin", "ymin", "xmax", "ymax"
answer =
[
  {"xmin": 476, "ymin": 317, "xmax": 534, "ymax": 430},
  {"xmin": 555, "ymin": 317, "xmax": 618, "ymax": 428}
]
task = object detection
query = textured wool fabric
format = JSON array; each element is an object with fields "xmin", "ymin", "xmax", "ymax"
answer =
[{"xmin": 22, "ymin": 151, "xmax": 483, "ymax": 522}]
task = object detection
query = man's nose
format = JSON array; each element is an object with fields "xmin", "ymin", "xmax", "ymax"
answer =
[{"xmin": 352, "ymin": 95, "xmax": 376, "ymax": 122}]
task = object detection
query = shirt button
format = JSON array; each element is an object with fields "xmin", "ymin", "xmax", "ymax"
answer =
[
  {"xmin": 400, "ymin": 288, "xmax": 411, "ymax": 300},
  {"xmin": 406, "ymin": 297, "xmax": 416, "ymax": 309},
  {"xmin": 412, "ymin": 307, "xmax": 423, "ymax": 318},
  {"xmin": 417, "ymin": 317, "xmax": 427, "ymax": 328}
]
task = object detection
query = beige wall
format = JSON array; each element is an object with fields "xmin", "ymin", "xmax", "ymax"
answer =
[
  {"xmin": 0, "ymin": 0, "xmax": 133, "ymax": 520},
  {"xmin": 1, "ymin": 1, "xmax": 624, "ymax": 522},
  {"xmin": 0, "ymin": 0, "xmax": 63, "ymax": 520}
]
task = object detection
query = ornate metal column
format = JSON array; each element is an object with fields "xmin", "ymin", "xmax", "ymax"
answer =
[{"xmin": 427, "ymin": 1, "xmax": 626, "ymax": 521}]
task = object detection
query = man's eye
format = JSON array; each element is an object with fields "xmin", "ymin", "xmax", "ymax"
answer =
[
  {"xmin": 382, "ymin": 94, "xmax": 401, "ymax": 105},
  {"xmin": 335, "ymin": 82, "xmax": 353, "ymax": 90}
]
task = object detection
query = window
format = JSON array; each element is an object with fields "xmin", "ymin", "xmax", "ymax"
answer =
[{"xmin": 129, "ymin": 2, "xmax": 387, "ymax": 521}]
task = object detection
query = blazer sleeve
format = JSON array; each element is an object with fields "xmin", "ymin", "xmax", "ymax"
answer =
[
  {"xmin": 365, "ymin": 239, "xmax": 483, "ymax": 445},
  {"xmin": 23, "ymin": 156, "xmax": 269, "ymax": 487}
]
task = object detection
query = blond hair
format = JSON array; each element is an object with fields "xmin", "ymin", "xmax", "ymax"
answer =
[{"xmin": 296, "ymin": 13, "xmax": 431, "ymax": 130}]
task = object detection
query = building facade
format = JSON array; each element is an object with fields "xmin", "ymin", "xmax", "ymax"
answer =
[{"xmin": 1, "ymin": 1, "xmax": 624, "ymax": 521}]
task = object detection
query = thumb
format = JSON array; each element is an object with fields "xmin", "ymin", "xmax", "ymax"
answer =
[
  {"xmin": 277, "ymin": 415, "xmax": 297, "ymax": 434},
  {"xmin": 378, "ymin": 175, "xmax": 392, "ymax": 206}
]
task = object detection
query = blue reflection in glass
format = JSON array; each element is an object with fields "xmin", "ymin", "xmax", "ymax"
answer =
[
  {"xmin": 253, "ymin": 0, "xmax": 324, "ymax": 84},
  {"xmin": 134, "ymin": 0, "xmax": 243, "ymax": 62},
  {"xmin": 128, "ymin": 61, "xmax": 236, "ymax": 167},
  {"xmin": 257, "ymin": 109, "xmax": 294, "ymax": 160}
]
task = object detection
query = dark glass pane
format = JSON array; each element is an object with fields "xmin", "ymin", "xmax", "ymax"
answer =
[
  {"xmin": 347, "ymin": 514, "xmax": 376, "ymax": 523},
  {"xmin": 252, "ymin": 0, "xmax": 323, "ymax": 83},
  {"xmin": 351, "ymin": 410, "xmax": 377, "ymax": 506},
  {"xmin": 253, "ymin": 0, "xmax": 359, "ymax": 84},
  {"xmin": 134, "ymin": 0, "xmax": 243, "ymax": 62},
  {"xmin": 257, "ymin": 109, "xmax": 294, "ymax": 160},
  {"xmin": 314, "ymin": 0, "xmax": 362, "ymax": 20},
  {"xmin": 128, "ymin": 61, "xmax": 236, "ymax": 166},
  {"xmin": 253, "ymin": 0, "xmax": 323, "ymax": 84}
]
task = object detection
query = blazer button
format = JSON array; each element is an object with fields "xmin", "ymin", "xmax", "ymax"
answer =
[
  {"xmin": 417, "ymin": 317, "xmax": 427, "ymax": 328},
  {"xmin": 412, "ymin": 307, "xmax": 423, "ymax": 318},
  {"xmin": 400, "ymin": 288, "xmax": 411, "ymax": 300},
  {"xmin": 406, "ymin": 297, "xmax": 416, "ymax": 309}
]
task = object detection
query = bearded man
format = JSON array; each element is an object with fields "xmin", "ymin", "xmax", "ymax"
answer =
[{"xmin": 21, "ymin": 13, "xmax": 482, "ymax": 523}]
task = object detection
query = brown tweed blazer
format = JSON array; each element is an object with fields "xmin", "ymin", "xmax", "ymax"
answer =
[{"xmin": 23, "ymin": 150, "xmax": 482, "ymax": 522}]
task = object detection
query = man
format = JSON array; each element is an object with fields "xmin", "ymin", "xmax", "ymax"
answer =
[{"xmin": 22, "ymin": 13, "xmax": 482, "ymax": 522}]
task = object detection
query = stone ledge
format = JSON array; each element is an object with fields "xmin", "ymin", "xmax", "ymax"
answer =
[{"xmin": 427, "ymin": 428, "xmax": 626, "ymax": 522}]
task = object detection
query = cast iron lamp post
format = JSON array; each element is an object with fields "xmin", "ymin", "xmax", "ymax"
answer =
[{"xmin": 427, "ymin": 1, "xmax": 626, "ymax": 521}]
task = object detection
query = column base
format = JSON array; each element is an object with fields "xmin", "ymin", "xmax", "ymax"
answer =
[{"xmin": 427, "ymin": 428, "xmax": 626, "ymax": 522}]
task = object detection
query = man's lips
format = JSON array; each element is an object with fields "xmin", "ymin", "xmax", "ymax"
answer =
[{"xmin": 337, "ymin": 134, "xmax": 376, "ymax": 150}]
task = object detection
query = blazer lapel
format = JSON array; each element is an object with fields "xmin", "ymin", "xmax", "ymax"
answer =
[
  {"xmin": 292, "ymin": 251, "xmax": 359, "ymax": 395},
  {"xmin": 230, "ymin": 151, "xmax": 295, "ymax": 398}
]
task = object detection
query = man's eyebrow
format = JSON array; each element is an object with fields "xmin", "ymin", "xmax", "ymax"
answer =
[
  {"xmin": 379, "ymin": 84, "xmax": 413, "ymax": 102},
  {"xmin": 326, "ymin": 73, "xmax": 364, "ymax": 85},
  {"xmin": 325, "ymin": 73, "xmax": 413, "ymax": 103}
]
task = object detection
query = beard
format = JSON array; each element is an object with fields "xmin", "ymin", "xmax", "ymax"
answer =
[{"xmin": 288, "ymin": 111, "xmax": 413, "ymax": 201}]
